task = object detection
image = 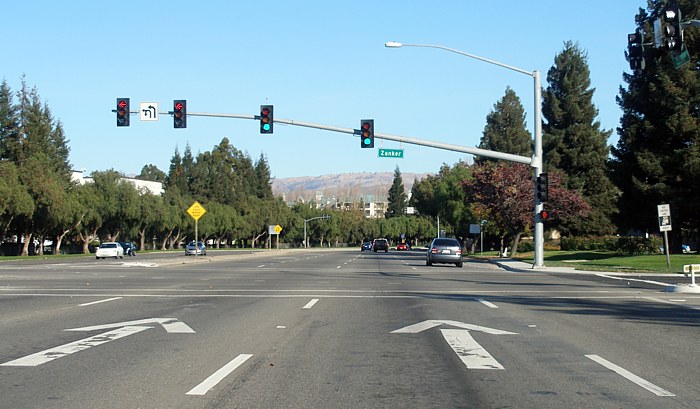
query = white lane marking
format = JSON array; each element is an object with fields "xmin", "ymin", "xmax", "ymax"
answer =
[
  {"xmin": 302, "ymin": 298, "xmax": 319, "ymax": 309},
  {"xmin": 1, "ymin": 326, "xmax": 150, "ymax": 367},
  {"xmin": 186, "ymin": 354, "xmax": 253, "ymax": 396},
  {"xmin": 336, "ymin": 266, "xmax": 341, "ymax": 269},
  {"xmin": 79, "ymin": 297, "xmax": 123, "ymax": 307},
  {"xmin": 585, "ymin": 354, "xmax": 675, "ymax": 397},
  {"xmin": 257, "ymin": 264, "xmax": 266, "ymax": 268},
  {"xmin": 476, "ymin": 298, "xmax": 499, "ymax": 309},
  {"xmin": 596, "ymin": 274, "xmax": 670, "ymax": 287},
  {"xmin": 643, "ymin": 297, "xmax": 700, "ymax": 312},
  {"xmin": 440, "ymin": 329, "xmax": 504, "ymax": 370}
]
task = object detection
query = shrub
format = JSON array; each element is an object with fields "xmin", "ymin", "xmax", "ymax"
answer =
[
  {"xmin": 560, "ymin": 236, "xmax": 618, "ymax": 251},
  {"xmin": 614, "ymin": 236, "xmax": 662, "ymax": 255}
]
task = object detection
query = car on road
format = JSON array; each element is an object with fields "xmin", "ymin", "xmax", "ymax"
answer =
[
  {"xmin": 396, "ymin": 242, "xmax": 409, "ymax": 251},
  {"xmin": 372, "ymin": 238, "xmax": 389, "ymax": 253},
  {"xmin": 119, "ymin": 241, "xmax": 136, "ymax": 257},
  {"xmin": 426, "ymin": 238, "xmax": 463, "ymax": 267},
  {"xmin": 95, "ymin": 242, "xmax": 124, "ymax": 259},
  {"xmin": 185, "ymin": 241, "xmax": 207, "ymax": 256},
  {"xmin": 361, "ymin": 242, "xmax": 372, "ymax": 251}
]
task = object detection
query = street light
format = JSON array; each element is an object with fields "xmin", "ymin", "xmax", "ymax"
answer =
[
  {"xmin": 385, "ymin": 41, "xmax": 545, "ymax": 268},
  {"xmin": 303, "ymin": 215, "xmax": 330, "ymax": 249}
]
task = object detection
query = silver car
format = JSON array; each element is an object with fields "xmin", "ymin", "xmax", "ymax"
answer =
[
  {"xmin": 426, "ymin": 238, "xmax": 463, "ymax": 267},
  {"xmin": 185, "ymin": 241, "xmax": 207, "ymax": 256}
]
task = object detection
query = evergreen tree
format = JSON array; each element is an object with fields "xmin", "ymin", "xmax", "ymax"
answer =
[
  {"xmin": 386, "ymin": 166, "xmax": 407, "ymax": 218},
  {"xmin": 612, "ymin": 1, "xmax": 700, "ymax": 250},
  {"xmin": 254, "ymin": 153, "xmax": 273, "ymax": 200},
  {"xmin": 542, "ymin": 41, "xmax": 617, "ymax": 236},
  {"xmin": 0, "ymin": 79, "xmax": 20, "ymax": 162},
  {"xmin": 138, "ymin": 164, "xmax": 166, "ymax": 182},
  {"xmin": 477, "ymin": 86, "xmax": 531, "ymax": 163}
]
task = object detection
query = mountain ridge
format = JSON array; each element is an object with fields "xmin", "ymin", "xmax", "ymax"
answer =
[{"xmin": 271, "ymin": 171, "xmax": 430, "ymax": 202}]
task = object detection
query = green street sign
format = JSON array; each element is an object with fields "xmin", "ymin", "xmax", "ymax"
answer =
[
  {"xmin": 378, "ymin": 148, "xmax": 404, "ymax": 159},
  {"xmin": 672, "ymin": 45, "xmax": 690, "ymax": 70}
]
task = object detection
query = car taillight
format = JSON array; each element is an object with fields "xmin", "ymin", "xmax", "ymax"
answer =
[
  {"xmin": 431, "ymin": 248, "xmax": 438, "ymax": 253},
  {"xmin": 456, "ymin": 248, "xmax": 462, "ymax": 255}
]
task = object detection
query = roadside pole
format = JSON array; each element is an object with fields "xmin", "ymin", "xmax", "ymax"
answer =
[{"xmin": 657, "ymin": 204, "xmax": 672, "ymax": 270}]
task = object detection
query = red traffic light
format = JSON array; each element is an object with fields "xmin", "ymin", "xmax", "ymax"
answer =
[
  {"xmin": 173, "ymin": 99, "xmax": 186, "ymax": 128},
  {"xmin": 541, "ymin": 210, "xmax": 549, "ymax": 220},
  {"xmin": 116, "ymin": 98, "xmax": 130, "ymax": 127}
]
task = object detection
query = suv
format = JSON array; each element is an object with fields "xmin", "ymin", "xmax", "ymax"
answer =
[
  {"xmin": 372, "ymin": 238, "xmax": 389, "ymax": 253},
  {"xmin": 119, "ymin": 241, "xmax": 136, "ymax": 257}
]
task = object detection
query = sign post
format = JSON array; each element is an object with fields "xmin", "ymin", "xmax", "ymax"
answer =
[
  {"xmin": 187, "ymin": 201, "xmax": 207, "ymax": 257},
  {"xmin": 657, "ymin": 204, "xmax": 672, "ymax": 269},
  {"xmin": 268, "ymin": 225, "xmax": 283, "ymax": 249}
]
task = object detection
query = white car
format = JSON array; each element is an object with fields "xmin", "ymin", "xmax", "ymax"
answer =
[{"xmin": 96, "ymin": 242, "xmax": 124, "ymax": 259}]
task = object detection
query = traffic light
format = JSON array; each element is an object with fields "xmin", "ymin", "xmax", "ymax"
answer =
[
  {"xmin": 539, "ymin": 209, "xmax": 558, "ymax": 222},
  {"xmin": 536, "ymin": 172, "xmax": 548, "ymax": 202},
  {"xmin": 360, "ymin": 119, "xmax": 374, "ymax": 148},
  {"xmin": 173, "ymin": 100, "xmax": 187, "ymax": 128},
  {"xmin": 627, "ymin": 31, "xmax": 645, "ymax": 71},
  {"xmin": 663, "ymin": 2, "xmax": 683, "ymax": 51},
  {"xmin": 260, "ymin": 105, "xmax": 273, "ymax": 134},
  {"xmin": 116, "ymin": 98, "xmax": 130, "ymax": 127}
]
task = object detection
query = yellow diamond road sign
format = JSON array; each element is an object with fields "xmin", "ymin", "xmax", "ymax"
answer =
[
  {"xmin": 187, "ymin": 201, "xmax": 206, "ymax": 221},
  {"xmin": 274, "ymin": 225, "xmax": 282, "ymax": 234}
]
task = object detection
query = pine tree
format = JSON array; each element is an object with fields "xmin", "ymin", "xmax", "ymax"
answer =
[
  {"xmin": 612, "ymin": 0, "xmax": 700, "ymax": 250},
  {"xmin": 386, "ymin": 166, "xmax": 407, "ymax": 218},
  {"xmin": 542, "ymin": 41, "xmax": 617, "ymax": 236},
  {"xmin": 0, "ymin": 80, "xmax": 20, "ymax": 162},
  {"xmin": 477, "ymin": 86, "xmax": 531, "ymax": 162}
]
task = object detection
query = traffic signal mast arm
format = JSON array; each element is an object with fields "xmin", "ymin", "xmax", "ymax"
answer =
[{"xmin": 177, "ymin": 111, "xmax": 533, "ymax": 165}]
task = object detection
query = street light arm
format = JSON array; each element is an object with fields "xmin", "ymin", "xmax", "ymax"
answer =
[
  {"xmin": 385, "ymin": 40, "xmax": 546, "ymax": 268},
  {"xmin": 385, "ymin": 42, "xmax": 534, "ymax": 77}
]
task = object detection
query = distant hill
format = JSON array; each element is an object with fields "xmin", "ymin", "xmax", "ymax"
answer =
[{"xmin": 272, "ymin": 172, "xmax": 430, "ymax": 203}]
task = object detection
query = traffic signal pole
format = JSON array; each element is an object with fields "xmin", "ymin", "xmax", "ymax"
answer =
[{"xmin": 181, "ymin": 111, "xmax": 533, "ymax": 165}]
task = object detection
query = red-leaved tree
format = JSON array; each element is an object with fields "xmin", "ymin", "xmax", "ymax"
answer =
[{"xmin": 463, "ymin": 162, "xmax": 590, "ymax": 256}]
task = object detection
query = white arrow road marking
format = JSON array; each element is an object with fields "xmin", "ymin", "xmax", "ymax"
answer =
[
  {"xmin": 65, "ymin": 317, "xmax": 195, "ymax": 333},
  {"xmin": 1, "ymin": 326, "xmax": 150, "ymax": 367},
  {"xmin": 2, "ymin": 318, "xmax": 195, "ymax": 367},
  {"xmin": 186, "ymin": 354, "xmax": 253, "ymax": 396},
  {"xmin": 440, "ymin": 329, "xmax": 504, "ymax": 369},
  {"xmin": 391, "ymin": 320, "xmax": 517, "ymax": 335},
  {"xmin": 392, "ymin": 320, "xmax": 517, "ymax": 370}
]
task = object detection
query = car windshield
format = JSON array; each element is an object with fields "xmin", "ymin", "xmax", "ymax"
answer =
[{"xmin": 101, "ymin": 243, "xmax": 117, "ymax": 248}]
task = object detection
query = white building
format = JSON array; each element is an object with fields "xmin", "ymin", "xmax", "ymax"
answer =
[{"xmin": 71, "ymin": 170, "xmax": 163, "ymax": 195}]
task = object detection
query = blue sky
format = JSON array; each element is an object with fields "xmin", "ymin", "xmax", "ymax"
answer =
[{"xmin": 2, "ymin": 0, "xmax": 642, "ymax": 179}]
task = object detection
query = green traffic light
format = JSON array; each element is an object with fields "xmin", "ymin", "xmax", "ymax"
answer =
[
  {"xmin": 363, "ymin": 137, "xmax": 371, "ymax": 145},
  {"xmin": 263, "ymin": 124, "xmax": 271, "ymax": 131}
]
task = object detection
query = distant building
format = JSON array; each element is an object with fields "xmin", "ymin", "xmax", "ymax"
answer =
[{"xmin": 71, "ymin": 170, "xmax": 164, "ymax": 195}]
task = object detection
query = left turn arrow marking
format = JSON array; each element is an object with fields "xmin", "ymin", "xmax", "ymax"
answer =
[{"xmin": 1, "ymin": 318, "xmax": 194, "ymax": 367}]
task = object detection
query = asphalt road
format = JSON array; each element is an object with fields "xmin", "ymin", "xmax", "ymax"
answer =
[{"xmin": 1, "ymin": 249, "xmax": 699, "ymax": 408}]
